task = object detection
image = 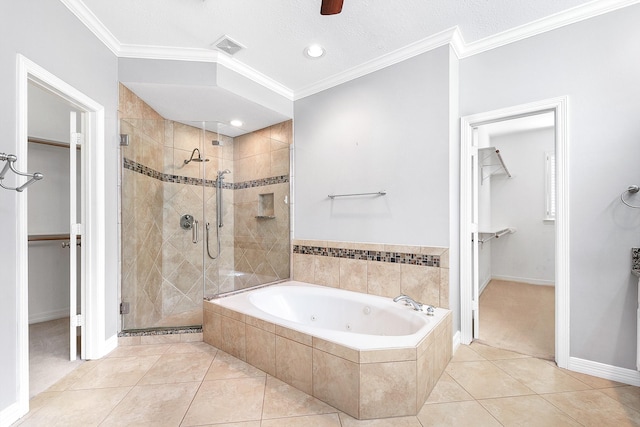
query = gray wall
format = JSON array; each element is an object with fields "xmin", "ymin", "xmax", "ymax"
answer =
[
  {"xmin": 460, "ymin": 5, "xmax": 640, "ymax": 368},
  {"xmin": 0, "ymin": 0, "xmax": 118, "ymax": 412},
  {"xmin": 294, "ymin": 46, "xmax": 453, "ymax": 247}
]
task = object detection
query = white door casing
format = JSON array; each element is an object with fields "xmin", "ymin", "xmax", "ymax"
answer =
[
  {"xmin": 459, "ymin": 96, "xmax": 569, "ymax": 368},
  {"xmin": 16, "ymin": 54, "xmax": 106, "ymax": 418}
]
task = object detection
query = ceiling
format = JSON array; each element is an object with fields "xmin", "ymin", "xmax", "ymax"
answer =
[{"xmin": 68, "ymin": 0, "xmax": 615, "ymax": 135}]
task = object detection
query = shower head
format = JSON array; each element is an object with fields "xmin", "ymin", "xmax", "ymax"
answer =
[
  {"xmin": 184, "ymin": 148, "xmax": 210, "ymax": 164},
  {"xmin": 217, "ymin": 169, "xmax": 231, "ymax": 179}
]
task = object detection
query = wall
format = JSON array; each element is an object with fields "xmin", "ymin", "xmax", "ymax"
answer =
[
  {"xmin": 460, "ymin": 4, "xmax": 640, "ymax": 369},
  {"xmin": 489, "ymin": 128, "xmax": 555, "ymax": 285},
  {"xmin": 292, "ymin": 239, "xmax": 449, "ymax": 309},
  {"xmin": 0, "ymin": 0, "xmax": 118, "ymax": 418},
  {"xmin": 294, "ymin": 46, "xmax": 452, "ymax": 247}
]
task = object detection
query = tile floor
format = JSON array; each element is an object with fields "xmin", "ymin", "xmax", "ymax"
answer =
[
  {"xmin": 13, "ymin": 340, "xmax": 640, "ymax": 426},
  {"xmin": 479, "ymin": 280, "xmax": 555, "ymax": 360}
]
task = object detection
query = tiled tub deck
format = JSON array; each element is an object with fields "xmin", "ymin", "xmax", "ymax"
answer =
[{"xmin": 203, "ymin": 292, "xmax": 452, "ymax": 420}]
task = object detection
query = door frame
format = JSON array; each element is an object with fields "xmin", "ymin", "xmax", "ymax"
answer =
[
  {"xmin": 16, "ymin": 54, "xmax": 106, "ymax": 413},
  {"xmin": 459, "ymin": 96, "xmax": 569, "ymax": 368}
]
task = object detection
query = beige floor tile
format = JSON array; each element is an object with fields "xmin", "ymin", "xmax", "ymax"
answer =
[
  {"xmin": 446, "ymin": 361, "xmax": 534, "ymax": 399},
  {"xmin": 204, "ymin": 351, "xmax": 266, "ymax": 380},
  {"xmin": 262, "ymin": 376, "xmax": 337, "ymax": 419},
  {"xmin": 44, "ymin": 359, "xmax": 100, "ymax": 391},
  {"xmin": 493, "ymin": 357, "xmax": 591, "ymax": 394},
  {"xmin": 68, "ymin": 355, "xmax": 160, "ymax": 389},
  {"xmin": 600, "ymin": 386, "xmax": 640, "ymax": 412},
  {"xmin": 417, "ymin": 400, "xmax": 502, "ymax": 426},
  {"xmin": 261, "ymin": 413, "xmax": 341, "ymax": 427},
  {"xmin": 469, "ymin": 342, "xmax": 531, "ymax": 360},
  {"xmin": 166, "ymin": 341, "xmax": 218, "ymax": 355},
  {"xmin": 106, "ymin": 343, "xmax": 173, "ymax": 358},
  {"xmin": 193, "ymin": 423, "xmax": 260, "ymax": 427},
  {"xmin": 100, "ymin": 382, "xmax": 199, "ymax": 426},
  {"xmin": 17, "ymin": 387, "xmax": 130, "ymax": 426},
  {"xmin": 560, "ymin": 367, "xmax": 627, "ymax": 389},
  {"xmin": 138, "ymin": 351, "xmax": 214, "ymax": 384},
  {"xmin": 181, "ymin": 377, "xmax": 266, "ymax": 426},
  {"xmin": 424, "ymin": 372, "xmax": 474, "ymax": 404},
  {"xmin": 542, "ymin": 389, "xmax": 640, "ymax": 426},
  {"xmin": 479, "ymin": 395, "xmax": 582, "ymax": 426},
  {"xmin": 450, "ymin": 345, "xmax": 485, "ymax": 362},
  {"xmin": 339, "ymin": 413, "xmax": 423, "ymax": 426}
]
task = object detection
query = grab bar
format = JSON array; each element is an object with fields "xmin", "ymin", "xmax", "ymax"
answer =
[
  {"xmin": 328, "ymin": 191, "xmax": 386, "ymax": 199},
  {"xmin": 192, "ymin": 219, "xmax": 199, "ymax": 244}
]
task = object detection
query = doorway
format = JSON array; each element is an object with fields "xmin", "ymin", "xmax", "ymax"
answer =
[
  {"xmin": 16, "ymin": 54, "xmax": 107, "ymax": 416},
  {"xmin": 460, "ymin": 97, "xmax": 569, "ymax": 368},
  {"xmin": 26, "ymin": 82, "xmax": 84, "ymax": 396},
  {"xmin": 475, "ymin": 113, "xmax": 556, "ymax": 359}
]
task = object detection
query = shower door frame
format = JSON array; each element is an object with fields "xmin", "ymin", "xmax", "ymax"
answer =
[{"xmin": 459, "ymin": 96, "xmax": 569, "ymax": 369}]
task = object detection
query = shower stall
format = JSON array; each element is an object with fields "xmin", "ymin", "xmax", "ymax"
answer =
[{"xmin": 119, "ymin": 86, "xmax": 291, "ymax": 331}]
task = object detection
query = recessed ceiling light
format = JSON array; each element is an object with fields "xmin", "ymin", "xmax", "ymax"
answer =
[
  {"xmin": 230, "ymin": 119, "xmax": 243, "ymax": 127},
  {"xmin": 305, "ymin": 44, "xmax": 325, "ymax": 59}
]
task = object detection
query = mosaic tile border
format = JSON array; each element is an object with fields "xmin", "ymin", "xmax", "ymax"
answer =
[
  {"xmin": 632, "ymin": 248, "xmax": 640, "ymax": 271},
  {"xmin": 123, "ymin": 158, "xmax": 288, "ymax": 190},
  {"xmin": 118, "ymin": 326, "xmax": 203, "ymax": 337},
  {"xmin": 293, "ymin": 244, "xmax": 440, "ymax": 267}
]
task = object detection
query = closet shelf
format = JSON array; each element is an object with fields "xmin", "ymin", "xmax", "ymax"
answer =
[{"xmin": 479, "ymin": 147, "xmax": 511, "ymax": 183}]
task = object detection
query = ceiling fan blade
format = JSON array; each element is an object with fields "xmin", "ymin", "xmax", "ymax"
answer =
[{"xmin": 321, "ymin": 0, "xmax": 344, "ymax": 15}]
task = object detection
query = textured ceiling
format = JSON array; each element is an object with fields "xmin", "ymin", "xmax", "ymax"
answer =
[{"xmin": 82, "ymin": 0, "xmax": 596, "ymax": 93}]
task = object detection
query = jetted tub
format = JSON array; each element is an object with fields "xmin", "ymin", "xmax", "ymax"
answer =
[{"xmin": 203, "ymin": 281, "xmax": 452, "ymax": 419}]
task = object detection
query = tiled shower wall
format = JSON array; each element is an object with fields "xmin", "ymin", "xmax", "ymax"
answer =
[
  {"xmin": 233, "ymin": 124, "xmax": 291, "ymax": 290},
  {"xmin": 292, "ymin": 240, "xmax": 449, "ymax": 309},
  {"xmin": 119, "ymin": 84, "xmax": 291, "ymax": 329}
]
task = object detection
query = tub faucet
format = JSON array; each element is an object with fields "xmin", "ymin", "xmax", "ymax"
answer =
[
  {"xmin": 393, "ymin": 294, "xmax": 423, "ymax": 311},
  {"xmin": 393, "ymin": 294, "xmax": 436, "ymax": 316}
]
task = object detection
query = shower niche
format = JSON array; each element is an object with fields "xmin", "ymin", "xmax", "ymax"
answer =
[
  {"xmin": 257, "ymin": 193, "xmax": 275, "ymax": 219},
  {"xmin": 119, "ymin": 84, "xmax": 291, "ymax": 331}
]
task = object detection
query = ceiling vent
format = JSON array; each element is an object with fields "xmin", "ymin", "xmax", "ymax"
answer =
[{"xmin": 212, "ymin": 35, "xmax": 245, "ymax": 56}]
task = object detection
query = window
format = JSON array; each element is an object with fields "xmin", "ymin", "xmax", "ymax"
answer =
[{"xmin": 545, "ymin": 152, "xmax": 556, "ymax": 220}]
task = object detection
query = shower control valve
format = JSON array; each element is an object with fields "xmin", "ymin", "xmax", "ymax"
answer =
[{"xmin": 180, "ymin": 214, "xmax": 195, "ymax": 230}]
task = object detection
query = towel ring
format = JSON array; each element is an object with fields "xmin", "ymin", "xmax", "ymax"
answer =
[{"xmin": 621, "ymin": 185, "xmax": 640, "ymax": 208}]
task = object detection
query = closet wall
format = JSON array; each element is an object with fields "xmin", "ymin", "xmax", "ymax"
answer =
[{"xmin": 478, "ymin": 125, "xmax": 555, "ymax": 290}]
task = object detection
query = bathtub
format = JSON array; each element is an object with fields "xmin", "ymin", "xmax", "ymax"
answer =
[{"xmin": 203, "ymin": 280, "xmax": 452, "ymax": 419}]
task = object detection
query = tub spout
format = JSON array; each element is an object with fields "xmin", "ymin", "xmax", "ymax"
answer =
[{"xmin": 393, "ymin": 294, "xmax": 423, "ymax": 311}]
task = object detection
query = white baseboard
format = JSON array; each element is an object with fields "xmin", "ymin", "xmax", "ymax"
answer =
[
  {"xmin": 452, "ymin": 330, "xmax": 461, "ymax": 353},
  {"xmin": 479, "ymin": 277, "xmax": 491, "ymax": 295},
  {"xmin": 491, "ymin": 275, "xmax": 555, "ymax": 286},
  {"xmin": 28, "ymin": 308, "xmax": 69, "ymax": 324},
  {"xmin": 0, "ymin": 400, "xmax": 28, "ymax": 427},
  {"xmin": 568, "ymin": 356, "xmax": 640, "ymax": 387},
  {"xmin": 101, "ymin": 334, "xmax": 118, "ymax": 358}
]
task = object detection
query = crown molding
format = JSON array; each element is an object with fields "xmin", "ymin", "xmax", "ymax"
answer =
[
  {"xmin": 294, "ymin": 27, "xmax": 460, "ymax": 100},
  {"xmin": 460, "ymin": 0, "xmax": 640, "ymax": 58},
  {"xmin": 59, "ymin": 0, "xmax": 120, "ymax": 56},
  {"xmin": 60, "ymin": 0, "xmax": 640, "ymax": 100}
]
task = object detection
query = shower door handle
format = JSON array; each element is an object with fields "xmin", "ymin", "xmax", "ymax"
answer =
[{"xmin": 192, "ymin": 219, "xmax": 199, "ymax": 244}]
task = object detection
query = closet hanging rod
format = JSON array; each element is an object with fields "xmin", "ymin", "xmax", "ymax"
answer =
[
  {"xmin": 28, "ymin": 234, "xmax": 81, "ymax": 242},
  {"xmin": 0, "ymin": 153, "xmax": 43, "ymax": 192},
  {"xmin": 328, "ymin": 191, "xmax": 387, "ymax": 199}
]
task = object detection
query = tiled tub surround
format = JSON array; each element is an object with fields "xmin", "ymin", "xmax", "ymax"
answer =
[
  {"xmin": 293, "ymin": 240, "xmax": 450, "ymax": 309},
  {"xmin": 119, "ymin": 84, "xmax": 291, "ymax": 329},
  {"xmin": 203, "ymin": 281, "xmax": 453, "ymax": 419}
]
